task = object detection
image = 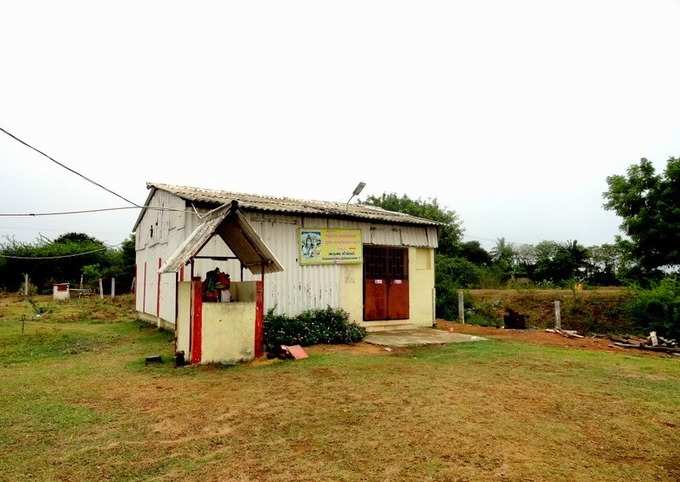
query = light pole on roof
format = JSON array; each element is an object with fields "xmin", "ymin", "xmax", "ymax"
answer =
[{"xmin": 346, "ymin": 182, "xmax": 366, "ymax": 209}]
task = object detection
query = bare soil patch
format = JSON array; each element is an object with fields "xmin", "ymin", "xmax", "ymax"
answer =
[{"xmin": 436, "ymin": 319, "xmax": 670, "ymax": 356}]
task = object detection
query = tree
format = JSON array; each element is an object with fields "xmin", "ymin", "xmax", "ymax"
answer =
[
  {"xmin": 0, "ymin": 233, "xmax": 136, "ymax": 293},
  {"xmin": 435, "ymin": 255, "xmax": 480, "ymax": 319},
  {"xmin": 364, "ymin": 193, "xmax": 463, "ymax": 256},
  {"xmin": 604, "ymin": 157, "xmax": 680, "ymax": 273},
  {"xmin": 490, "ymin": 237, "xmax": 515, "ymax": 275},
  {"xmin": 532, "ymin": 240, "xmax": 588, "ymax": 283},
  {"xmin": 513, "ymin": 243, "xmax": 537, "ymax": 277},
  {"xmin": 458, "ymin": 241, "xmax": 491, "ymax": 266}
]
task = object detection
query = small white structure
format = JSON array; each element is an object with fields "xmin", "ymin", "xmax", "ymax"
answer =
[{"xmin": 53, "ymin": 283, "xmax": 70, "ymax": 301}]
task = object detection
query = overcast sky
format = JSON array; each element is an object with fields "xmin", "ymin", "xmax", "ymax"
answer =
[{"xmin": 1, "ymin": 0, "xmax": 679, "ymax": 249}]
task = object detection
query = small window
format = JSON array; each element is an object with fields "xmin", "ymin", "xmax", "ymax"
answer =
[{"xmin": 364, "ymin": 246, "xmax": 408, "ymax": 280}]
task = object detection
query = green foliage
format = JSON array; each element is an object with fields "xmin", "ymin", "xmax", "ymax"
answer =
[
  {"xmin": 476, "ymin": 265, "xmax": 506, "ymax": 289},
  {"xmin": 364, "ymin": 193, "xmax": 463, "ymax": 256},
  {"xmin": 490, "ymin": 237, "xmax": 515, "ymax": 274},
  {"xmin": 458, "ymin": 241, "xmax": 491, "ymax": 265},
  {"xmin": 604, "ymin": 157, "xmax": 680, "ymax": 273},
  {"xmin": 625, "ymin": 278, "xmax": 680, "ymax": 339},
  {"xmin": 436, "ymin": 255, "xmax": 480, "ymax": 288},
  {"xmin": 466, "ymin": 299, "xmax": 504, "ymax": 327},
  {"xmin": 264, "ymin": 306, "xmax": 366, "ymax": 352},
  {"xmin": 435, "ymin": 256, "xmax": 480, "ymax": 319},
  {"xmin": 81, "ymin": 264, "xmax": 103, "ymax": 282},
  {"xmin": 561, "ymin": 297, "xmax": 633, "ymax": 335},
  {"xmin": 0, "ymin": 234, "xmax": 136, "ymax": 293},
  {"xmin": 532, "ymin": 240, "xmax": 589, "ymax": 284}
]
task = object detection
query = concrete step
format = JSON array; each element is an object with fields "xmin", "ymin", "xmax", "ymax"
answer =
[{"xmin": 362, "ymin": 321, "xmax": 421, "ymax": 333}]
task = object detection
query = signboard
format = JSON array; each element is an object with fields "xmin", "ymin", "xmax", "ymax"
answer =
[{"xmin": 298, "ymin": 228, "xmax": 363, "ymax": 265}]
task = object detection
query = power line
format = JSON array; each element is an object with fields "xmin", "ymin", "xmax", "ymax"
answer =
[
  {"xmin": 0, "ymin": 205, "xmax": 189, "ymax": 217},
  {"xmin": 0, "ymin": 126, "xmax": 141, "ymax": 207},
  {"xmin": 0, "ymin": 245, "xmax": 119, "ymax": 260},
  {"xmin": 0, "ymin": 207, "xmax": 138, "ymax": 217}
]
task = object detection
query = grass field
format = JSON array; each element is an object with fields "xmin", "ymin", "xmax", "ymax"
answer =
[{"xmin": 0, "ymin": 295, "xmax": 678, "ymax": 481}]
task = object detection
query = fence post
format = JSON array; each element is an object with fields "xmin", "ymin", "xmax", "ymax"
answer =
[
  {"xmin": 111, "ymin": 277, "xmax": 116, "ymax": 299},
  {"xmin": 554, "ymin": 300, "xmax": 561, "ymax": 330},
  {"xmin": 80, "ymin": 274, "xmax": 84, "ymax": 290},
  {"xmin": 458, "ymin": 290, "xmax": 465, "ymax": 324},
  {"xmin": 99, "ymin": 278, "xmax": 104, "ymax": 299},
  {"xmin": 24, "ymin": 273, "xmax": 29, "ymax": 296}
]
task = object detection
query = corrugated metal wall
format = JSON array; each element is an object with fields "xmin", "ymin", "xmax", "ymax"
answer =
[
  {"xmin": 134, "ymin": 189, "xmax": 186, "ymax": 323},
  {"xmin": 237, "ymin": 213, "xmax": 341, "ymax": 315},
  {"xmin": 135, "ymin": 192, "xmax": 438, "ymax": 325}
]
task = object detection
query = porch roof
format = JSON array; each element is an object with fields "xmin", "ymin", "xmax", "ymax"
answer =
[{"xmin": 159, "ymin": 202, "xmax": 284, "ymax": 275}]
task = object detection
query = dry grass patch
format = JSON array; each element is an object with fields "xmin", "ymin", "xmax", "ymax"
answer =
[{"xmin": 0, "ymin": 295, "xmax": 678, "ymax": 481}]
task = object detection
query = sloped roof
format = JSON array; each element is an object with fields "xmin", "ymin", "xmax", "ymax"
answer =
[
  {"xmin": 159, "ymin": 204, "xmax": 284, "ymax": 275},
  {"xmin": 145, "ymin": 182, "xmax": 441, "ymax": 227}
]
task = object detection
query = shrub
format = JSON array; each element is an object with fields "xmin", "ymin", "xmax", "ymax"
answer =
[
  {"xmin": 435, "ymin": 255, "xmax": 481, "ymax": 319},
  {"xmin": 476, "ymin": 266, "xmax": 505, "ymax": 289},
  {"xmin": 264, "ymin": 306, "xmax": 366, "ymax": 352},
  {"xmin": 464, "ymin": 298, "xmax": 504, "ymax": 328},
  {"xmin": 625, "ymin": 278, "xmax": 680, "ymax": 339}
]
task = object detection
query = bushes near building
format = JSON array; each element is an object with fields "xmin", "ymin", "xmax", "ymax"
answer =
[{"xmin": 264, "ymin": 307, "xmax": 366, "ymax": 353}]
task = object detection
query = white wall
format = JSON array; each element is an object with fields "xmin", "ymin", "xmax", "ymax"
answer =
[{"xmin": 134, "ymin": 189, "xmax": 186, "ymax": 324}]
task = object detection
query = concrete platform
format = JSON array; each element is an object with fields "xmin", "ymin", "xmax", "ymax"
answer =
[{"xmin": 364, "ymin": 328, "xmax": 485, "ymax": 347}]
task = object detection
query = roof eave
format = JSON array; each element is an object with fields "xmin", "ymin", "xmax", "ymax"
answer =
[{"xmin": 146, "ymin": 182, "xmax": 443, "ymax": 228}]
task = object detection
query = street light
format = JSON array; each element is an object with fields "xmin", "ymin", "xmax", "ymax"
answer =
[{"xmin": 346, "ymin": 182, "xmax": 366, "ymax": 209}]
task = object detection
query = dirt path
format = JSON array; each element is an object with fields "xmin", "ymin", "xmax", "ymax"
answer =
[{"xmin": 436, "ymin": 320, "xmax": 668, "ymax": 356}]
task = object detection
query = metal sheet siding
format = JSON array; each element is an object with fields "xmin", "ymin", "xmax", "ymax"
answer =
[
  {"xmin": 245, "ymin": 215, "xmax": 341, "ymax": 316},
  {"xmin": 370, "ymin": 226, "xmax": 402, "ymax": 246},
  {"xmin": 327, "ymin": 218, "xmax": 373, "ymax": 243},
  {"xmin": 426, "ymin": 227, "xmax": 439, "ymax": 248},
  {"xmin": 400, "ymin": 226, "xmax": 431, "ymax": 247},
  {"xmin": 135, "ymin": 191, "xmax": 438, "ymax": 328},
  {"xmin": 134, "ymin": 190, "xmax": 186, "ymax": 324}
]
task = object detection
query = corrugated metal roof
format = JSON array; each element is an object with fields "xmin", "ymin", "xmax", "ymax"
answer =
[{"xmin": 146, "ymin": 182, "xmax": 441, "ymax": 227}]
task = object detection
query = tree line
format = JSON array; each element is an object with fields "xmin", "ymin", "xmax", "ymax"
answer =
[
  {"xmin": 367, "ymin": 157, "xmax": 679, "ymax": 321},
  {"xmin": 0, "ymin": 233, "xmax": 136, "ymax": 294}
]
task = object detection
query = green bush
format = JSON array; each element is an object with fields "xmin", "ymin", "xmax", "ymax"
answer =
[
  {"xmin": 264, "ymin": 306, "xmax": 366, "ymax": 352},
  {"xmin": 435, "ymin": 255, "xmax": 481, "ymax": 319},
  {"xmin": 463, "ymin": 298, "xmax": 503, "ymax": 328},
  {"xmin": 625, "ymin": 278, "xmax": 680, "ymax": 339}
]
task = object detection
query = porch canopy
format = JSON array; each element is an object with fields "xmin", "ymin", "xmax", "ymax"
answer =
[{"xmin": 159, "ymin": 201, "xmax": 284, "ymax": 275}]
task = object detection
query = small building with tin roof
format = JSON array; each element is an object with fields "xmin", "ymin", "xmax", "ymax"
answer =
[{"xmin": 132, "ymin": 182, "xmax": 439, "ymax": 363}]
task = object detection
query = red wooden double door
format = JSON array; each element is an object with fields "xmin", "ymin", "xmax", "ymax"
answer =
[{"xmin": 363, "ymin": 246, "xmax": 409, "ymax": 321}]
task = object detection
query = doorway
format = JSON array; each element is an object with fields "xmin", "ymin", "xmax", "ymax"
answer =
[{"xmin": 363, "ymin": 246, "xmax": 409, "ymax": 321}]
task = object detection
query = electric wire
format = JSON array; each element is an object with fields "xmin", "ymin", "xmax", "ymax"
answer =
[
  {"xmin": 0, "ymin": 244, "xmax": 122, "ymax": 260},
  {"xmin": 0, "ymin": 205, "xmax": 191, "ymax": 217},
  {"xmin": 0, "ymin": 126, "xmax": 141, "ymax": 207}
]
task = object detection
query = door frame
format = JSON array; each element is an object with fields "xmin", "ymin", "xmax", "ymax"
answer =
[{"xmin": 362, "ymin": 245, "xmax": 409, "ymax": 321}]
